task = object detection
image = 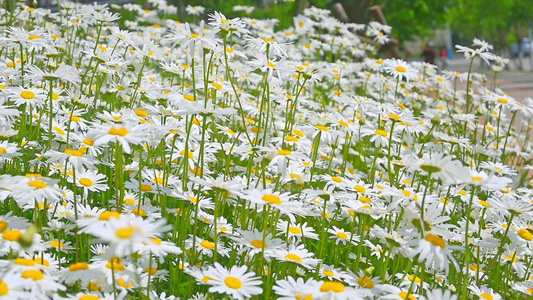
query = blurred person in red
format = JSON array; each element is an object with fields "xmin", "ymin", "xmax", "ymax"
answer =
[
  {"xmin": 423, "ymin": 42, "xmax": 436, "ymax": 64},
  {"xmin": 439, "ymin": 47, "xmax": 448, "ymax": 69}
]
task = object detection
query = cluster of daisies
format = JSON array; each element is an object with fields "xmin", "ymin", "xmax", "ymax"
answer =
[{"xmin": 0, "ymin": 0, "xmax": 532, "ymax": 299}]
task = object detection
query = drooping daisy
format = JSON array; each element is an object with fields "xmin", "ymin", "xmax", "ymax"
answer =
[{"xmin": 410, "ymin": 233, "xmax": 459, "ymax": 274}]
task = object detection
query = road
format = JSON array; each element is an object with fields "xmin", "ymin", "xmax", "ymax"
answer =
[{"xmin": 446, "ymin": 55, "xmax": 533, "ymax": 100}]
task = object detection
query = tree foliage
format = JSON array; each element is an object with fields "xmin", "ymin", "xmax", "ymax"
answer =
[{"xmin": 447, "ymin": 0, "xmax": 533, "ymax": 48}]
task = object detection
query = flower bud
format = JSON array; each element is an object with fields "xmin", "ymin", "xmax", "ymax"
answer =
[
  {"xmin": 19, "ymin": 224, "xmax": 38, "ymax": 249},
  {"xmin": 295, "ymin": 176, "xmax": 305, "ymax": 186},
  {"xmin": 449, "ymin": 284, "xmax": 457, "ymax": 292},
  {"xmin": 528, "ymin": 179, "xmax": 533, "ymax": 188},
  {"xmin": 431, "ymin": 113, "xmax": 442, "ymax": 126},
  {"xmin": 303, "ymin": 69, "xmax": 314, "ymax": 80},
  {"xmin": 364, "ymin": 266, "xmax": 375, "ymax": 277}
]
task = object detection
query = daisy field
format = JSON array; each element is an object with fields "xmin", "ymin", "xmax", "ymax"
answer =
[{"xmin": 0, "ymin": 1, "xmax": 531, "ymax": 300}]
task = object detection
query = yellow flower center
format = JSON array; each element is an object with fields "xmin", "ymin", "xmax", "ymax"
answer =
[
  {"xmin": 479, "ymin": 200, "xmax": 492, "ymax": 208},
  {"xmin": 285, "ymin": 136, "xmax": 299, "ymax": 142},
  {"xmin": 518, "ymin": 229, "xmax": 533, "ymax": 241},
  {"xmin": 331, "ymin": 177, "xmax": 342, "ymax": 183},
  {"xmin": 99, "ymin": 211, "xmax": 120, "ymax": 221},
  {"xmin": 79, "ymin": 178, "xmax": 94, "ymax": 187},
  {"xmin": 145, "ymin": 267, "xmax": 158, "ymax": 275},
  {"xmin": 338, "ymin": 120, "xmax": 349, "ymax": 127},
  {"xmin": 106, "ymin": 260, "xmax": 125, "ymax": 271},
  {"xmin": 360, "ymin": 196, "xmax": 372, "ymax": 203},
  {"xmin": 395, "ymin": 66, "xmax": 406, "ymax": 73},
  {"xmin": 398, "ymin": 292, "xmax": 415, "ymax": 300},
  {"xmin": 0, "ymin": 148, "xmax": 6, "ymax": 154},
  {"xmin": 336, "ymin": 232, "xmax": 348, "ymax": 239},
  {"xmin": 35, "ymin": 258, "xmax": 50, "ymax": 267},
  {"xmin": 389, "ymin": 113, "xmax": 401, "ymax": 120},
  {"xmin": 480, "ymin": 293, "xmax": 494, "ymax": 300},
  {"xmin": 2, "ymin": 230, "xmax": 21, "ymax": 241},
  {"xmin": 354, "ymin": 185, "xmax": 366, "ymax": 193},
  {"xmin": 123, "ymin": 198, "xmax": 136, "ymax": 205},
  {"xmin": 140, "ymin": 184, "xmax": 153, "ymax": 192},
  {"xmin": 108, "ymin": 127, "xmax": 130, "ymax": 136},
  {"xmin": 224, "ymin": 277, "xmax": 243, "ymax": 289},
  {"xmin": 14, "ymin": 258, "xmax": 35, "ymax": 266},
  {"xmin": 180, "ymin": 150, "xmax": 194, "ymax": 159},
  {"xmin": 0, "ymin": 221, "xmax": 7, "ymax": 232},
  {"xmin": 65, "ymin": 149, "xmax": 84, "ymax": 156},
  {"xmin": 251, "ymin": 240, "xmax": 266, "ymax": 248},
  {"xmin": 0, "ymin": 280, "xmax": 8, "ymax": 296},
  {"xmin": 51, "ymin": 240, "xmax": 65, "ymax": 248},
  {"xmin": 184, "ymin": 94, "xmax": 195, "ymax": 101},
  {"xmin": 200, "ymin": 240, "xmax": 215, "ymax": 249},
  {"xmin": 357, "ymin": 277, "xmax": 374, "ymax": 288},
  {"xmin": 425, "ymin": 233, "xmax": 446, "ymax": 248},
  {"xmin": 81, "ymin": 138, "xmax": 94, "ymax": 146},
  {"xmin": 375, "ymin": 129, "xmax": 388, "ymax": 137},
  {"xmin": 136, "ymin": 109, "xmax": 148, "ymax": 117},
  {"xmin": 323, "ymin": 270, "xmax": 334, "ymax": 277},
  {"xmin": 118, "ymin": 278, "xmax": 132, "ymax": 288},
  {"xmin": 29, "ymin": 180, "xmax": 47, "ymax": 189},
  {"xmin": 20, "ymin": 91, "xmax": 35, "ymax": 99},
  {"xmin": 79, "ymin": 295, "xmax": 100, "ymax": 300},
  {"xmin": 289, "ymin": 227, "xmax": 302, "ymax": 234},
  {"xmin": 471, "ymin": 176, "xmax": 483, "ymax": 181},
  {"xmin": 320, "ymin": 281, "xmax": 345, "ymax": 293},
  {"xmin": 69, "ymin": 262, "xmax": 89, "ymax": 271},
  {"xmin": 132, "ymin": 209, "xmax": 146, "ymax": 217},
  {"xmin": 262, "ymin": 194, "xmax": 282, "ymax": 205},
  {"xmin": 22, "ymin": 270, "xmax": 44, "ymax": 281},
  {"xmin": 497, "ymin": 98, "xmax": 508, "ymax": 104},
  {"xmin": 293, "ymin": 129, "xmax": 304, "ymax": 137},
  {"xmin": 277, "ymin": 149, "xmax": 292, "ymax": 156},
  {"xmin": 285, "ymin": 253, "xmax": 302, "ymax": 262},
  {"xmin": 116, "ymin": 227, "xmax": 136, "ymax": 239},
  {"xmin": 408, "ymin": 275, "xmax": 422, "ymax": 283},
  {"xmin": 504, "ymin": 254, "xmax": 519, "ymax": 263}
]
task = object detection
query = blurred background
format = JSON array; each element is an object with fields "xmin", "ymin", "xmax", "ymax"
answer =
[
  {"xmin": 150, "ymin": 0, "xmax": 533, "ymax": 71},
  {"xmin": 28, "ymin": 0, "xmax": 533, "ymax": 70}
]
